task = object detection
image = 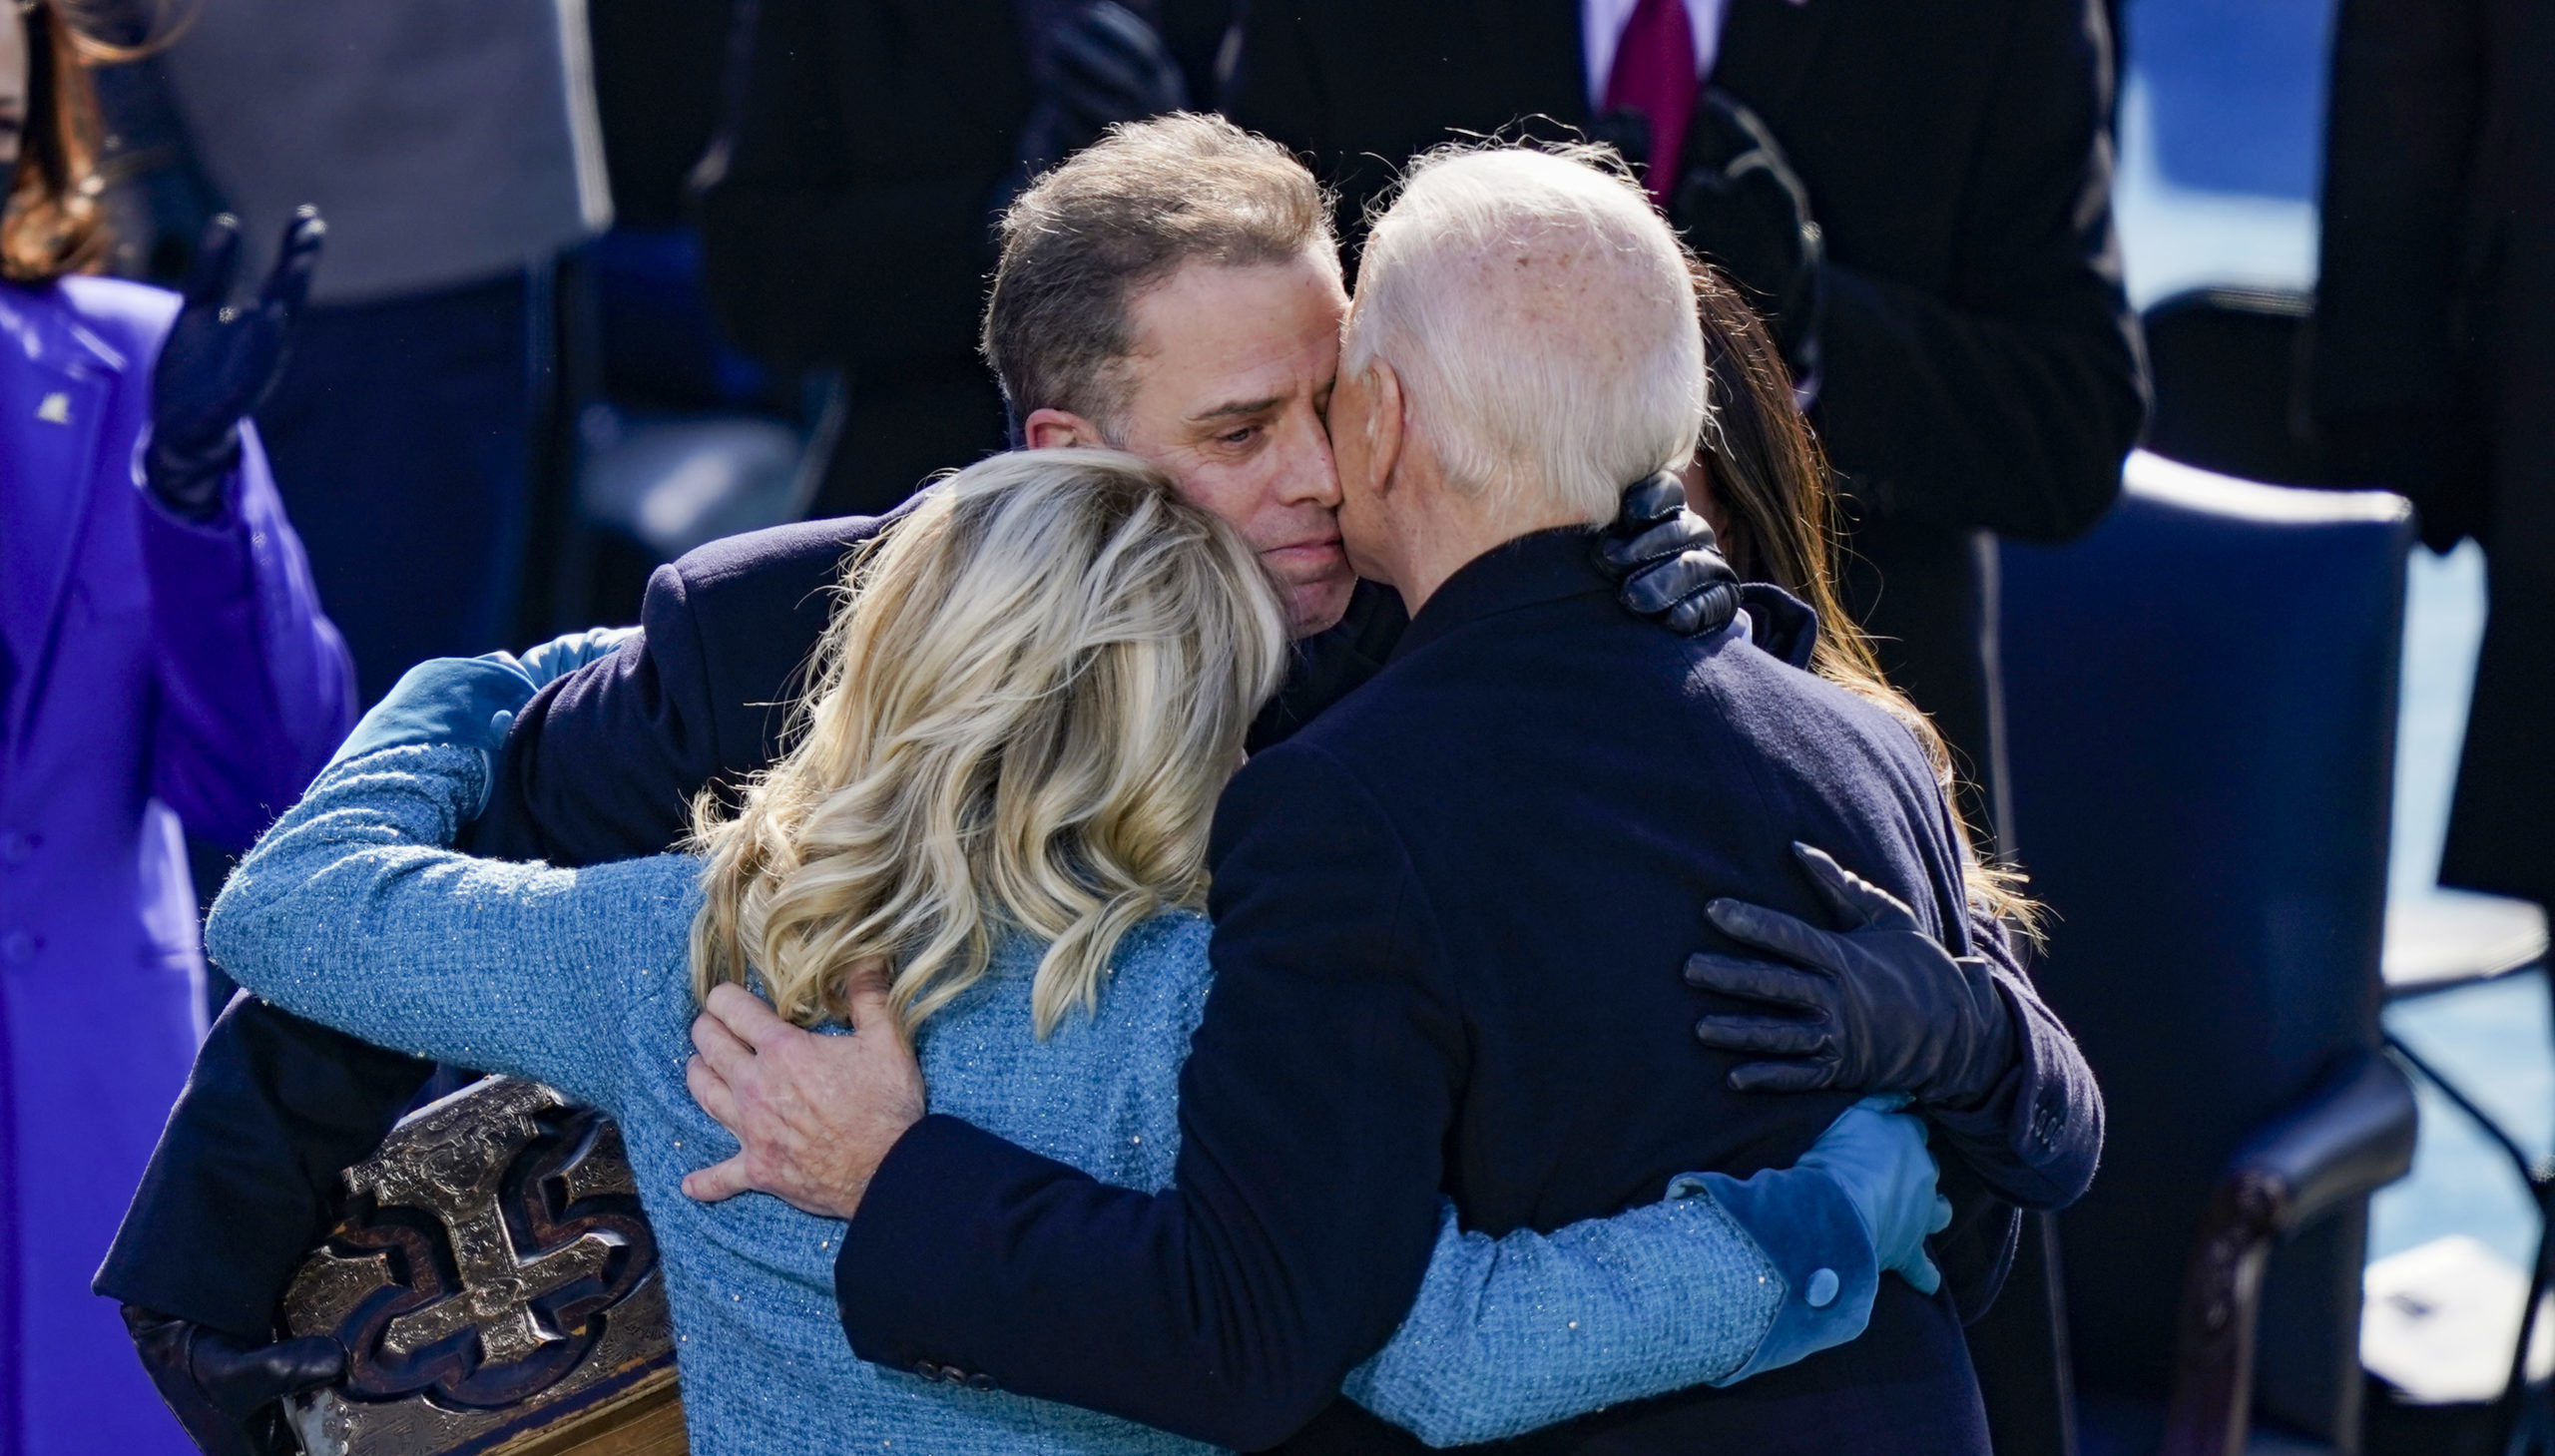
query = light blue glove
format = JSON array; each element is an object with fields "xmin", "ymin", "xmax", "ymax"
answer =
[
  {"xmin": 1798, "ymin": 1094, "xmax": 1953, "ymax": 1296},
  {"xmin": 516, "ymin": 624, "xmax": 639, "ymax": 689},
  {"xmin": 321, "ymin": 654, "xmax": 542, "ymax": 816},
  {"xmin": 1669, "ymin": 1095, "xmax": 1951, "ymax": 1385}
]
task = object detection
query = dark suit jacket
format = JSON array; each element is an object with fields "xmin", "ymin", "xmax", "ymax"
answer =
[
  {"xmin": 2310, "ymin": 0, "xmax": 2555, "ymax": 907},
  {"xmin": 1227, "ymin": 0, "xmax": 2148, "ymax": 834},
  {"xmin": 698, "ymin": 0, "xmax": 1031, "ymax": 515},
  {"xmin": 833, "ymin": 530, "xmax": 1995, "ymax": 1453}
]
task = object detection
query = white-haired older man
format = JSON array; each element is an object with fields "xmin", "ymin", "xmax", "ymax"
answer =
[{"xmin": 716, "ymin": 145, "xmax": 2004, "ymax": 1453}]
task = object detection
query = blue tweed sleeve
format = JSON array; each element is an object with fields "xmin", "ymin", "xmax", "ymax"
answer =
[
  {"xmin": 206, "ymin": 741, "xmax": 700, "ymax": 1115},
  {"xmin": 1344, "ymin": 1186, "xmax": 1786, "ymax": 1446}
]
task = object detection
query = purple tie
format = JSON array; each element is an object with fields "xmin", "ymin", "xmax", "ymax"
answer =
[{"xmin": 1603, "ymin": 0, "xmax": 1700, "ymax": 204}]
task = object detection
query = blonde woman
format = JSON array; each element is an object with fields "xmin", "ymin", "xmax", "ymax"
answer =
[{"xmin": 207, "ymin": 450, "xmax": 1943, "ymax": 1453}]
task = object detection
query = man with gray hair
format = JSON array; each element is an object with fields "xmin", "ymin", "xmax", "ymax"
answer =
[{"xmin": 777, "ymin": 143, "xmax": 2005, "ymax": 1452}]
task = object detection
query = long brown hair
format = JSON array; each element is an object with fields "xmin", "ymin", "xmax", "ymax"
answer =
[
  {"xmin": 2, "ymin": 2, "xmax": 111, "ymax": 284},
  {"xmin": 1690, "ymin": 260, "xmax": 2036, "ymax": 931}
]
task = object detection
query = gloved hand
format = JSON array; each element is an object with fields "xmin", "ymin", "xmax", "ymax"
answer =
[
  {"xmin": 1797, "ymin": 1096, "xmax": 1954, "ymax": 1295},
  {"xmin": 1017, "ymin": 2, "xmax": 1189, "ymax": 174},
  {"xmin": 1596, "ymin": 473, "xmax": 1743, "ymax": 636},
  {"xmin": 123, "ymin": 1304, "xmax": 343, "ymax": 1456},
  {"xmin": 1688, "ymin": 842, "xmax": 2018, "ymax": 1108},
  {"xmin": 516, "ymin": 625, "xmax": 640, "ymax": 690},
  {"xmin": 322, "ymin": 655, "xmax": 544, "ymax": 821},
  {"xmin": 1671, "ymin": 92, "xmax": 1824, "ymax": 388},
  {"xmin": 144, "ymin": 209, "xmax": 324, "ymax": 521}
]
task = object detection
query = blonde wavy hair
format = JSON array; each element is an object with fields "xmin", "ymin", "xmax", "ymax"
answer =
[{"xmin": 688, "ymin": 449, "xmax": 1289, "ymax": 1037}]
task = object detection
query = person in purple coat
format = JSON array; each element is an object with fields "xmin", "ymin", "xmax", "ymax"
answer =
[{"xmin": 0, "ymin": 7, "xmax": 354, "ymax": 1452}]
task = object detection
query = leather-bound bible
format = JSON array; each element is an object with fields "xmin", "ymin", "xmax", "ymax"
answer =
[{"xmin": 278, "ymin": 1078, "xmax": 684, "ymax": 1455}]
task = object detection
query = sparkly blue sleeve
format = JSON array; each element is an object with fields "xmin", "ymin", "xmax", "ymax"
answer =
[
  {"xmin": 1343, "ymin": 1186, "xmax": 1787, "ymax": 1445},
  {"xmin": 206, "ymin": 741, "xmax": 699, "ymax": 1115}
]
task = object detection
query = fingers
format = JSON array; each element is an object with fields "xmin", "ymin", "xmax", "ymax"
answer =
[
  {"xmin": 1692, "ymin": 1012, "xmax": 1828, "ymax": 1056},
  {"xmin": 690, "ymin": 1005, "xmax": 758, "ymax": 1080},
  {"xmin": 1897, "ymin": 1247, "xmax": 1943, "ymax": 1297},
  {"xmin": 681, "ymin": 1155, "xmax": 755, "ymax": 1204},
  {"xmin": 705, "ymin": 981, "xmax": 790, "ymax": 1051},
  {"xmin": 259, "ymin": 206, "xmax": 326, "ymax": 318},
  {"xmin": 1789, "ymin": 842, "xmax": 1923, "ymax": 933},
  {"xmin": 1705, "ymin": 897, "xmax": 1844, "ymax": 969},
  {"xmin": 179, "ymin": 214, "xmax": 242, "ymax": 311},
  {"xmin": 1684, "ymin": 949, "xmax": 1830, "ymax": 1007},
  {"xmin": 1850, "ymin": 1092, "xmax": 1912, "ymax": 1114},
  {"xmin": 1929, "ymin": 1193, "xmax": 1954, "ymax": 1235},
  {"xmin": 841, "ymin": 956, "xmax": 898, "ymax": 1038},
  {"xmin": 255, "ymin": 1334, "xmax": 347, "ymax": 1399},
  {"xmin": 686, "ymin": 1054, "xmax": 742, "ymax": 1132},
  {"xmin": 1724, "ymin": 1059, "xmax": 1836, "ymax": 1094}
]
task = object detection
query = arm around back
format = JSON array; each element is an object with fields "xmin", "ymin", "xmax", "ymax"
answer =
[
  {"xmin": 471, "ymin": 516, "xmax": 867, "ymax": 863},
  {"xmin": 836, "ymin": 742, "xmax": 1463, "ymax": 1449}
]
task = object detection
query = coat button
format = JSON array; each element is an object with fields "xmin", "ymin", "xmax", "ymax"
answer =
[
  {"xmin": 1, "ymin": 930, "xmax": 36, "ymax": 963},
  {"xmin": 1804, "ymin": 1267, "xmax": 1840, "ymax": 1308}
]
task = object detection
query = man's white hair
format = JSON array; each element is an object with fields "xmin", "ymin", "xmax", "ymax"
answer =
[{"xmin": 1342, "ymin": 144, "xmax": 1707, "ymax": 522}]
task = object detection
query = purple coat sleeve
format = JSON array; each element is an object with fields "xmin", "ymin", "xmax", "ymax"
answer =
[{"xmin": 142, "ymin": 422, "xmax": 356, "ymax": 849}]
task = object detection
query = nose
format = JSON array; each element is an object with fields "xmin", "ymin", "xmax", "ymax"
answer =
[{"xmin": 1275, "ymin": 406, "xmax": 1342, "ymax": 510}]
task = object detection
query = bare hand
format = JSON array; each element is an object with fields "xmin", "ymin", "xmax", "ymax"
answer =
[{"xmin": 680, "ymin": 963, "xmax": 923, "ymax": 1220}]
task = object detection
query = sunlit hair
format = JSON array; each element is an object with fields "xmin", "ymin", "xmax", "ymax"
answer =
[
  {"xmin": 1685, "ymin": 260, "xmax": 2039, "ymax": 934},
  {"xmin": 1342, "ymin": 142, "xmax": 1705, "ymax": 522},
  {"xmin": 688, "ymin": 449, "xmax": 1289, "ymax": 1036},
  {"xmin": 984, "ymin": 112, "xmax": 1337, "ymax": 439}
]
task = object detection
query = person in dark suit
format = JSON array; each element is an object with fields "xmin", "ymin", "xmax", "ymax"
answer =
[
  {"xmin": 1224, "ymin": 0, "xmax": 2148, "ymax": 844},
  {"xmin": 699, "ymin": 0, "xmax": 1208, "ymax": 518},
  {"xmin": 673, "ymin": 144, "xmax": 2024, "ymax": 1454},
  {"xmin": 2309, "ymin": 0, "xmax": 2555, "ymax": 912}
]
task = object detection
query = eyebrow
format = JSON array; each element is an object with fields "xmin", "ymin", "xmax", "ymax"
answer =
[{"xmin": 1187, "ymin": 394, "xmax": 1285, "ymax": 427}]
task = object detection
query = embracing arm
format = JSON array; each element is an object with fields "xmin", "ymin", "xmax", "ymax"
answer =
[
  {"xmin": 1350, "ymin": 1093, "xmax": 1945, "ymax": 1447},
  {"xmin": 206, "ymin": 660, "xmax": 687, "ymax": 1112},
  {"xmin": 471, "ymin": 517, "xmax": 864, "ymax": 863},
  {"xmin": 1923, "ymin": 913, "xmax": 2104, "ymax": 1211},
  {"xmin": 835, "ymin": 746, "xmax": 1458, "ymax": 1449}
]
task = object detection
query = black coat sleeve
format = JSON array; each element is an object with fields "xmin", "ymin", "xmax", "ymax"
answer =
[
  {"xmin": 97, "ymin": 520, "xmax": 862, "ymax": 1336},
  {"xmin": 1812, "ymin": 0, "xmax": 2147, "ymax": 543},
  {"xmin": 698, "ymin": 0, "xmax": 1032, "ymax": 375},
  {"xmin": 94, "ymin": 998, "xmax": 435, "ymax": 1337},
  {"xmin": 1923, "ymin": 914, "xmax": 2104, "ymax": 1213},
  {"xmin": 834, "ymin": 744, "xmax": 1463, "ymax": 1449}
]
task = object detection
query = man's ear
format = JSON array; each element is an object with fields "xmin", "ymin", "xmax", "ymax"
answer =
[
  {"xmin": 1022, "ymin": 408, "xmax": 1105, "ymax": 450},
  {"xmin": 1366, "ymin": 361, "xmax": 1406, "ymax": 497}
]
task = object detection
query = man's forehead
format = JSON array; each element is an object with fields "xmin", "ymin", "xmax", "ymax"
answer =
[{"xmin": 1126, "ymin": 256, "xmax": 1345, "ymax": 417}]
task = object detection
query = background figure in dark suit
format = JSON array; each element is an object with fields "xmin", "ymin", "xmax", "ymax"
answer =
[
  {"xmin": 2310, "ymin": 0, "xmax": 2555, "ymax": 912},
  {"xmin": 1224, "ymin": 0, "xmax": 2148, "ymax": 843},
  {"xmin": 97, "ymin": 0, "xmax": 613, "ymax": 703},
  {"xmin": 700, "ymin": 0, "xmax": 1205, "ymax": 517}
]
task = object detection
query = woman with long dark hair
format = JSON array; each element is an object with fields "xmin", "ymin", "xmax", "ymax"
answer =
[{"xmin": 0, "ymin": 6, "xmax": 351, "ymax": 1451}]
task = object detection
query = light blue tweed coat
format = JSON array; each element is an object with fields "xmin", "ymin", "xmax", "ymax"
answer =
[{"xmin": 208, "ymin": 741, "xmax": 1792, "ymax": 1453}]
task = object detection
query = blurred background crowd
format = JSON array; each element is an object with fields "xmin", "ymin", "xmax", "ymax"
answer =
[{"xmin": 0, "ymin": 0, "xmax": 2548, "ymax": 1452}]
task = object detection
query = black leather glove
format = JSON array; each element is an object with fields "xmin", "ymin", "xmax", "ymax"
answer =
[
  {"xmin": 1687, "ymin": 842, "xmax": 2016, "ymax": 1107},
  {"xmin": 1671, "ymin": 91, "xmax": 1825, "ymax": 389},
  {"xmin": 143, "ymin": 209, "xmax": 324, "ymax": 522},
  {"xmin": 123, "ymin": 1305, "xmax": 343, "ymax": 1456},
  {"xmin": 1017, "ymin": 2, "xmax": 1190, "ymax": 174},
  {"xmin": 1596, "ymin": 473, "xmax": 1743, "ymax": 635}
]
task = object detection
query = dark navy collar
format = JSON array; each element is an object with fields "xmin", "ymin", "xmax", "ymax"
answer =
[{"xmin": 1390, "ymin": 527, "xmax": 1614, "ymax": 663}]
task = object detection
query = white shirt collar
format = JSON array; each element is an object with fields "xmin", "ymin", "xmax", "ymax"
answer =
[{"xmin": 1581, "ymin": 0, "xmax": 1728, "ymax": 111}]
